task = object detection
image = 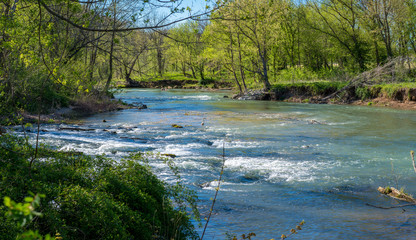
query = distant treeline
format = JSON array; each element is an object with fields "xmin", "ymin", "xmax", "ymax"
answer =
[{"xmin": 1, "ymin": 0, "xmax": 416, "ymax": 115}]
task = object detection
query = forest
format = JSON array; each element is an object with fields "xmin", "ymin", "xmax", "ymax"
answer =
[
  {"xmin": 2, "ymin": 0, "xmax": 416, "ymax": 117},
  {"xmin": 2, "ymin": 0, "xmax": 416, "ymax": 239}
]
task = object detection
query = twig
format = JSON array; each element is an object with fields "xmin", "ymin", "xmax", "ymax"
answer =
[
  {"xmin": 200, "ymin": 142, "xmax": 226, "ymax": 240},
  {"xmin": 365, "ymin": 203, "xmax": 416, "ymax": 209}
]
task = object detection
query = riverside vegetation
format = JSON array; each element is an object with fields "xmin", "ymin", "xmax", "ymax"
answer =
[{"xmin": 0, "ymin": 133, "xmax": 199, "ymax": 239}]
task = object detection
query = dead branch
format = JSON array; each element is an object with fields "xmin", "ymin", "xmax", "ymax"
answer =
[
  {"xmin": 366, "ymin": 203, "xmax": 416, "ymax": 209},
  {"xmin": 377, "ymin": 186, "xmax": 416, "ymax": 203},
  {"xmin": 321, "ymin": 57, "xmax": 412, "ymax": 102}
]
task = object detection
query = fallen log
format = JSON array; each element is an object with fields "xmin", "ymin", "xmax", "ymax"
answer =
[{"xmin": 378, "ymin": 186, "xmax": 416, "ymax": 203}]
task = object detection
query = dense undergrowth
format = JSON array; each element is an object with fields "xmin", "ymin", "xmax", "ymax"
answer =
[{"xmin": 0, "ymin": 134, "xmax": 199, "ymax": 240}]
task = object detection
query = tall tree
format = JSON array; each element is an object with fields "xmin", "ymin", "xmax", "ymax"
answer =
[{"xmin": 308, "ymin": 0, "xmax": 370, "ymax": 71}]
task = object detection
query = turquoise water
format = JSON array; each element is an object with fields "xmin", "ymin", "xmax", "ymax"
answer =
[{"xmin": 20, "ymin": 89, "xmax": 416, "ymax": 239}]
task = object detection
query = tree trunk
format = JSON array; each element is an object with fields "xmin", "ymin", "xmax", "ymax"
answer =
[
  {"xmin": 237, "ymin": 32, "xmax": 247, "ymax": 92},
  {"xmin": 259, "ymin": 47, "xmax": 271, "ymax": 90},
  {"xmin": 104, "ymin": 2, "xmax": 116, "ymax": 93},
  {"xmin": 104, "ymin": 30, "xmax": 115, "ymax": 92}
]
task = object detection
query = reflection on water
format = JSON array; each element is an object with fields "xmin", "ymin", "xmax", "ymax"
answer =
[{"xmin": 15, "ymin": 89, "xmax": 416, "ymax": 239}]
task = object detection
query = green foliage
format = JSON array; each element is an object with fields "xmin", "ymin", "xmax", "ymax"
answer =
[
  {"xmin": 3, "ymin": 194, "xmax": 52, "ymax": 240},
  {"xmin": 271, "ymin": 81, "xmax": 347, "ymax": 99},
  {"xmin": 0, "ymin": 134, "xmax": 199, "ymax": 240},
  {"xmin": 4, "ymin": 194, "xmax": 44, "ymax": 228},
  {"xmin": 355, "ymin": 87, "xmax": 372, "ymax": 100}
]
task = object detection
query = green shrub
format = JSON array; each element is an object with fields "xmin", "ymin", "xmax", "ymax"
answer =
[
  {"xmin": 355, "ymin": 87, "xmax": 371, "ymax": 100},
  {"xmin": 0, "ymin": 134, "xmax": 199, "ymax": 240}
]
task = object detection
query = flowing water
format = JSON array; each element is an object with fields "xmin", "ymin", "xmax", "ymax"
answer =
[{"xmin": 16, "ymin": 89, "xmax": 416, "ymax": 239}]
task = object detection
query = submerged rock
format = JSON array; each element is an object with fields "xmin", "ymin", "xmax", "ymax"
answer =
[
  {"xmin": 197, "ymin": 181, "xmax": 213, "ymax": 188},
  {"xmin": 161, "ymin": 153, "xmax": 176, "ymax": 158},
  {"xmin": 131, "ymin": 102, "xmax": 148, "ymax": 109},
  {"xmin": 59, "ymin": 127, "xmax": 95, "ymax": 131},
  {"xmin": 137, "ymin": 103, "xmax": 147, "ymax": 109},
  {"xmin": 308, "ymin": 120, "xmax": 326, "ymax": 125},
  {"xmin": 232, "ymin": 90, "xmax": 272, "ymax": 101},
  {"xmin": 171, "ymin": 124, "xmax": 183, "ymax": 128}
]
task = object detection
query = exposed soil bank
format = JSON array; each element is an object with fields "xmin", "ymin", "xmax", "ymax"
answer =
[
  {"xmin": 17, "ymin": 98, "xmax": 141, "ymax": 124},
  {"xmin": 233, "ymin": 83, "xmax": 416, "ymax": 111},
  {"xmin": 123, "ymin": 79, "xmax": 233, "ymax": 89}
]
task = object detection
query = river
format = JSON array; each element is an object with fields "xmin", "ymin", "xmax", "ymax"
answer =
[{"xmin": 17, "ymin": 89, "xmax": 416, "ymax": 239}]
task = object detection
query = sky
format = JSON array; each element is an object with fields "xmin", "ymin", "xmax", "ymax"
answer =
[{"xmin": 157, "ymin": 0, "xmax": 216, "ymax": 23}]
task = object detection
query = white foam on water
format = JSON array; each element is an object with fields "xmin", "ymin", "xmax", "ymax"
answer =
[
  {"xmin": 200, "ymin": 181, "xmax": 253, "ymax": 192},
  {"xmin": 158, "ymin": 143, "xmax": 206, "ymax": 157},
  {"xmin": 212, "ymin": 140, "xmax": 259, "ymax": 149},
  {"xmin": 175, "ymin": 160, "xmax": 211, "ymax": 170},
  {"xmin": 224, "ymin": 156, "xmax": 333, "ymax": 183},
  {"xmin": 326, "ymin": 121, "xmax": 358, "ymax": 126},
  {"xmin": 35, "ymin": 132, "xmax": 148, "ymax": 155},
  {"xmin": 182, "ymin": 95, "xmax": 212, "ymax": 100},
  {"xmin": 165, "ymin": 131, "xmax": 193, "ymax": 139}
]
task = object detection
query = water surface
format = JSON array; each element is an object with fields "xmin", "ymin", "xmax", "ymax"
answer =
[{"xmin": 19, "ymin": 89, "xmax": 416, "ymax": 239}]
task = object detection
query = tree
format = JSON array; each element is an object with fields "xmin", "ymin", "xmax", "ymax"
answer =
[
  {"xmin": 308, "ymin": 0, "xmax": 370, "ymax": 71},
  {"xmin": 164, "ymin": 21, "xmax": 206, "ymax": 79}
]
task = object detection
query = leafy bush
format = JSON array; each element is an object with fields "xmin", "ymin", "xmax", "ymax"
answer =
[
  {"xmin": 355, "ymin": 87, "xmax": 372, "ymax": 100},
  {"xmin": 0, "ymin": 134, "xmax": 199, "ymax": 240},
  {"xmin": 271, "ymin": 81, "xmax": 347, "ymax": 99}
]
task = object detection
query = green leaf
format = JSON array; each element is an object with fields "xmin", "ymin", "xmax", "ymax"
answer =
[{"xmin": 4, "ymin": 197, "xmax": 11, "ymax": 207}]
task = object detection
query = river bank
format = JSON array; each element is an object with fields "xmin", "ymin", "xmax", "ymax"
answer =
[
  {"xmin": 11, "ymin": 97, "xmax": 145, "ymax": 125},
  {"xmin": 121, "ymin": 78, "xmax": 234, "ymax": 90},
  {"xmin": 232, "ymin": 82, "xmax": 416, "ymax": 111}
]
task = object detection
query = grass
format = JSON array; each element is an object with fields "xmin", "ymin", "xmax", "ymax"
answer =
[
  {"xmin": 271, "ymin": 81, "xmax": 348, "ymax": 97},
  {"xmin": 132, "ymin": 72, "xmax": 198, "ymax": 82}
]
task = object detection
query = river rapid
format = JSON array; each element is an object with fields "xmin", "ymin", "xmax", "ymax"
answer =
[{"xmin": 16, "ymin": 89, "xmax": 416, "ymax": 239}]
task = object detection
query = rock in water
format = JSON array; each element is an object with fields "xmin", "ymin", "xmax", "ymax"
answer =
[
  {"xmin": 232, "ymin": 90, "xmax": 271, "ymax": 100},
  {"xmin": 137, "ymin": 103, "xmax": 147, "ymax": 109},
  {"xmin": 132, "ymin": 102, "xmax": 147, "ymax": 109}
]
